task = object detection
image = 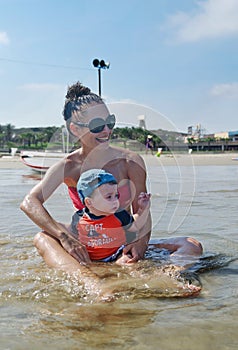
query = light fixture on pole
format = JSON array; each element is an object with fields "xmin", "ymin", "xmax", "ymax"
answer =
[{"xmin": 92, "ymin": 58, "xmax": 110, "ymax": 97}]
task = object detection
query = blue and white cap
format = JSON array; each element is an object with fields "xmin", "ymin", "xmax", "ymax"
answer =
[{"xmin": 77, "ymin": 168, "xmax": 117, "ymax": 204}]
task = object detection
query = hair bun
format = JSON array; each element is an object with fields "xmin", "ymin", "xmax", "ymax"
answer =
[{"xmin": 65, "ymin": 82, "xmax": 91, "ymax": 100}]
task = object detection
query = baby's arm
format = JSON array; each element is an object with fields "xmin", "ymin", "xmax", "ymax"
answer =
[{"xmin": 127, "ymin": 192, "xmax": 151, "ymax": 232}]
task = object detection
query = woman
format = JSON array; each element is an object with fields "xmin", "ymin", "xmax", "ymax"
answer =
[
  {"xmin": 145, "ymin": 135, "xmax": 154, "ymax": 155},
  {"xmin": 20, "ymin": 82, "xmax": 202, "ymax": 273}
]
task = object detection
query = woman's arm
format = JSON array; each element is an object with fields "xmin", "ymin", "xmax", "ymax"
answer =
[
  {"xmin": 20, "ymin": 159, "xmax": 91, "ymax": 263},
  {"xmin": 123, "ymin": 154, "xmax": 152, "ymax": 261},
  {"xmin": 128, "ymin": 192, "xmax": 151, "ymax": 232}
]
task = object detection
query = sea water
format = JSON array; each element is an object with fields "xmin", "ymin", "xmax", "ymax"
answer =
[{"xmin": 0, "ymin": 162, "xmax": 238, "ymax": 350}]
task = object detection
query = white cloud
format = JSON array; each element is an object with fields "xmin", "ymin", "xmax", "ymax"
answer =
[
  {"xmin": 0, "ymin": 31, "xmax": 9, "ymax": 45},
  {"xmin": 164, "ymin": 0, "xmax": 238, "ymax": 43},
  {"xmin": 210, "ymin": 82, "xmax": 238, "ymax": 97},
  {"xmin": 18, "ymin": 83, "xmax": 63, "ymax": 92}
]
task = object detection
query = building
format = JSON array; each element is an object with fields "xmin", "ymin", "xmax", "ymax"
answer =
[
  {"xmin": 228, "ymin": 130, "xmax": 238, "ymax": 141},
  {"xmin": 214, "ymin": 132, "xmax": 229, "ymax": 140},
  {"xmin": 138, "ymin": 115, "xmax": 146, "ymax": 129}
]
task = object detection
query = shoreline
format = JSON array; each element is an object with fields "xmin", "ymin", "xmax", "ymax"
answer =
[
  {"xmin": 142, "ymin": 152, "xmax": 238, "ymax": 166},
  {"xmin": 0, "ymin": 152, "xmax": 238, "ymax": 169}
]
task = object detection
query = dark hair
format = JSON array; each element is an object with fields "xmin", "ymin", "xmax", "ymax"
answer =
[{"xmin": 63, "ymin": 82, "xmax": 103, "ymax": 122}]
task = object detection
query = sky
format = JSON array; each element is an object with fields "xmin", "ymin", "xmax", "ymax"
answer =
[{"xmin": 0, "ymin": 0, "xmax": 238, "ymax": 133}]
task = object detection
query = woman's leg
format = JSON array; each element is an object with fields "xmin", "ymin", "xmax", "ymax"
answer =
[
  {"xmin": 148, "ymin": 236, "xmax": 203, "ymax": 256},
  {"xmin": 34, "ymin": 230, "xmax": 202, "ymax": 269},
  {"xmin": 34, "ymin": 231, "xmax": 83, "ymax": 273}
]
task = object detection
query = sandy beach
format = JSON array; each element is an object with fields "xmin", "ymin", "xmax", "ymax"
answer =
[
  {"xmin": 142, "ymin": 152, "xmax": 238, "ymax": 167},
  {"xmin": 0, "ymin": 153, "xmax": 238, "ymax": 169}
]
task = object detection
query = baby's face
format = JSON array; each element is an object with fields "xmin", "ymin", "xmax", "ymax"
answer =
[{"xmin": 90, "ymin": 183, "xmax": 120, "ymax": 215}]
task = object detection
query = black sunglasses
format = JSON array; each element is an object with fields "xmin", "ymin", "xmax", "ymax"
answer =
[{"xmin": 74, "ymin": 114, "xmax": 116, "ymax": 134}]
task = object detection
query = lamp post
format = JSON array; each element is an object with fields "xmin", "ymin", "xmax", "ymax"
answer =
[{"xmin": 92, "ymin": 58, "xmax": 110, "ymax": 97}]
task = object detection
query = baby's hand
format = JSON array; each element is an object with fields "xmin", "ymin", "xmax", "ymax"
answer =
[{"xmin": 137, "ymin": 192, "xmax": 151, "ymax": 209}]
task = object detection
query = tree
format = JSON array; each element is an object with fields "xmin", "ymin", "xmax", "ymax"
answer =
[{"xmin": 5, "ymin": 124, "xmax": 15, "ymax": 142}]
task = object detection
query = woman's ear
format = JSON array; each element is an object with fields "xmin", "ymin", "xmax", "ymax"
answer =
[{"xmin": 69, "ymin": 122, "xmax": 80, "ymax": 137}]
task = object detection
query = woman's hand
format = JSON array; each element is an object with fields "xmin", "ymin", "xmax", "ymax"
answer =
[
  {"xmin": 122, "ymin": 237, "xmax": 148, "ymax": 263},
  {"xmin": 59, "ymin": 232, "xmax": 91, "ymax": 264}
]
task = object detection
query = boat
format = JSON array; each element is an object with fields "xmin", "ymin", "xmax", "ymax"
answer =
[
  {"xmin": 20, "ymin": 127, "xmax": 70, "ymax": 173},
  {"xmin": 20, "ymin": 151, "xmax": 67, "ymax": 173},
  {"xmin": 232, "ymin": 157, "xmax": 238, "ymax": 161}
]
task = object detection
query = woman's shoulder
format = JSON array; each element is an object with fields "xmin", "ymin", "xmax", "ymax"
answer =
[
  {"xmin": 65, "ymin": 149, "xmax": 81, "ymax": 161},
  {"xmin": 108, "ymin": 146, "xmax": 145, "ymax": 170},
  {"xmin": 45, "ymin": 149, "xmax": 83, "ymax": 181},
  {"xmin": 63, "ymin": 149, "xmax": 84, "ymax": 168}
]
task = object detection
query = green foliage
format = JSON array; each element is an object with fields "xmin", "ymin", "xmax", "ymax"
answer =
[
  {"xmin": 0, "ymin": 124, "xmax": 161, "ymax": 151},
  {"xmin": 0, "ymin": 124, "xmax": 59, "ymax": 150},
  {"xmin": 112, "ymin": 127, "xmax": 161, "ymax": 146}
]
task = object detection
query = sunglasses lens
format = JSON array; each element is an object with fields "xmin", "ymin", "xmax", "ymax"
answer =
[
  {"xmin": 106, "ymin": 114, "xmax": 116, "ymax": 130},
  {"xmin": 89, "ymin": 118, "xmax": 105, "ymax": 133},
  {"xmin": 89, "ymin": 115, "xmax": 116, "ymax": 133}
]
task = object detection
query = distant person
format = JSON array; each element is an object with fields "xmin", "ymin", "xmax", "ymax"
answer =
[
  {"xmin": 145, "ymin": 135, "xmax": 154, "ymax": 155},
  {"xmin": 73, "ymin": 168, "xmax": 151, "ymax": 264},
  {"xmin": 20, "ymin": 81, "xmax": 202, "ymax": 274}
]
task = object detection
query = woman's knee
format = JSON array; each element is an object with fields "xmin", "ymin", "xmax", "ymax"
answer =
[
  {"xmin": 175, "ymin": 236, "xmax": 203, "ymax": 256},
  {"xmin": 187, "ymin": 237, "xmax": 203, "ymax": 254},
  {"xmin": 33, "ymin": 231, "xmax": 58, "ymax": 257},
  {"xmin": 33, "ymin": 231, "xmax": 45, "ymax": 252},
  {"xmin": 33, "ymin": 231, "xmax": 75, "ymax": 270}
]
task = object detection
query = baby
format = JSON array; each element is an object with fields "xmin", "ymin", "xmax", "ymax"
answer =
[{"xmin": 74, "ymin": 168, "xmax": 151, "ymax": 264}]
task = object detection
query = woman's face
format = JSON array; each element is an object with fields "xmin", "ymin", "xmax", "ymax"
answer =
[{"xmin": 70, "ymin": 103, "xmax": 114, "ymax": 149}]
